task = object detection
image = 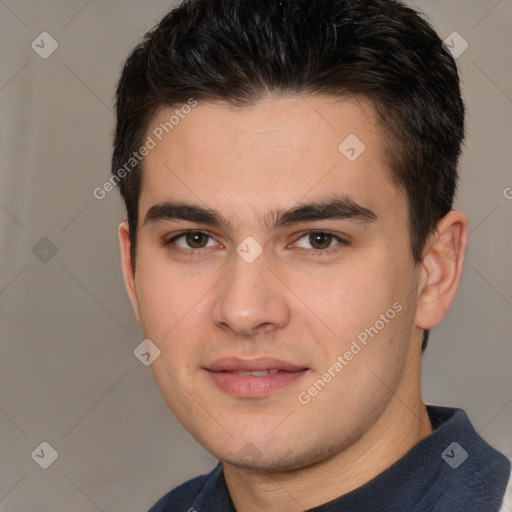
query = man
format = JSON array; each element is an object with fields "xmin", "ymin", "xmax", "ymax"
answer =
[{"xmin": 112, "ymin": 0, "xmax": 511, "ymax": 510}]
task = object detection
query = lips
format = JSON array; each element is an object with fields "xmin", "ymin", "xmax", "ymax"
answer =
[{"xmin": 204, "ymin": 357, "xmax": 309, "ymax": 398}]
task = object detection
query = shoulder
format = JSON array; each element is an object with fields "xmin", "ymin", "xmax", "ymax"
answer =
[
  {"xmin": 425, "ymin": 406, "xmax": 512, "ymax": 511},
  {"xmin": 148, "ymin": 465, "xmax": 220, "ymax": 512}
]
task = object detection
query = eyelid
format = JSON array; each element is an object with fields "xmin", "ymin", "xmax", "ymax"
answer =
[
  {"xmin": 290, "ymin": 230, "xmax": 350, "ymax": 252},
  {"xmin": 163, "ymin": 229, "xmax": 222, "ymax": 248},
  {"xmin": 292, "ymin": 229, "xmax": 350, "ymax": 243}
]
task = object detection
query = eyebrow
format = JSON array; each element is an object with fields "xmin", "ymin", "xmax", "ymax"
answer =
[{"xmin": 142, "ymin": 195, "xmax": 378, "ymax": 232}]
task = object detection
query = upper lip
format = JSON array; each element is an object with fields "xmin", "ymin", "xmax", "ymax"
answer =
[{"xmin": 205, "ymin": 357, "xmax": 308, "ymax": 372}]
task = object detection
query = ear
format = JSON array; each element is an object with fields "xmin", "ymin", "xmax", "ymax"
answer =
[
  {"xmin": 118, "ymin": 220, "xmax": 142, "ymax": 324},
  {"xmin": 415, "ymin": 210, "xmax": 468, "ymax": 330}
]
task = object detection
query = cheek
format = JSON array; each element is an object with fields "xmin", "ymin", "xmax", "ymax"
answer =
[
  {"xmin": 314, "ymin": 264, "xmax": 392, "ymax": 332},
  {"xmin": 315, "ymin": 255, "xmax": 411, "ymax": 362},
  {"xmin": 134, "ymin": 251, "xmax": 195, "ymax": 341},
  {"xmin": 133, "ymin": 248, "xmax": 220, "ymax": 379}
]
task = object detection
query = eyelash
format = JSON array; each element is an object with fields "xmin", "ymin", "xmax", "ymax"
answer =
[{"xmin": 163, "ymin": 230, "xmax": 350, "ymax": 258}]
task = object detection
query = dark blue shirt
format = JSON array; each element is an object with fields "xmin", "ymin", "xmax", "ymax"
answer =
[{"xmin": 149, "ymin": 406, "xmax": 511, "ymax": 511}]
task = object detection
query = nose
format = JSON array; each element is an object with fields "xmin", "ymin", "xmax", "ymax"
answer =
[{"xmin": 211, "ymin": 248, "xmax": 291, "ymax": 337}]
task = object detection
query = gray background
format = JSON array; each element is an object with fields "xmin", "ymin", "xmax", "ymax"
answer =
[{"xmin": 0, "ymin": 1, "xmax": 511, "ymax": 511}]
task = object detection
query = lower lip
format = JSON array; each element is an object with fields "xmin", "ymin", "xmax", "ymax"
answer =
[{"xmin": 205, "ymin": 370, "xmax": 308, "ymax": 398}]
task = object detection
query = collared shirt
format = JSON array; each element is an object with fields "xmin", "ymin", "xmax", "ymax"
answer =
[{"xmin": 149, "ymin": 406, "xmax": 511, "ymax": 511}]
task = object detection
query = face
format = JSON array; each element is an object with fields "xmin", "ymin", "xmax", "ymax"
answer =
[{"xmin": 120, "ymin": 95, "xmax": 426, "ymax": 471}]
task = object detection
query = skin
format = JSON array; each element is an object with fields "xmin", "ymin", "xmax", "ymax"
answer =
[{"xmin": 118, "ymin": 94, "xmax": 468, "ymax": 511}]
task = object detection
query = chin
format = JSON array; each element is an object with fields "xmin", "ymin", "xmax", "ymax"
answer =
[{"xmin": 209, "ymin": 437, "xmax": 342, "ymax": 475}]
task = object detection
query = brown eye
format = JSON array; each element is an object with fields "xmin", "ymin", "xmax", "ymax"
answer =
[
  {"xmin": 184, "ymin": 231, "xmax": 210, "ymax": 248},
  {"xmin": 293, "ymin": 231, "xmax": 349, "ymax": 257},
  {"xmin": 308, "ymin": 232, "xmax": 333, "ymax": 250},
  {"xmin": 165, "ymin": 230, "xmax": 216, "ymax": 252}
]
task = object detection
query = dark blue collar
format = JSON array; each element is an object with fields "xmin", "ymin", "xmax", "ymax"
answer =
[{"xmin": 151, "ymin": 406, "xmax": 511, "ymax": 512}]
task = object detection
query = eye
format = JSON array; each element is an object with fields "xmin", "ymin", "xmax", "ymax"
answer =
[
  {"xmin": 164, "ymin": 230, "xmax": 218, "ymax": 254},
  {"xmin": 163, "ymin": 230, "xmax": 349, "ymax": 258},
  {"xmin": 293, "ymin": 231, "xmax": 349, "ymax": 256}
]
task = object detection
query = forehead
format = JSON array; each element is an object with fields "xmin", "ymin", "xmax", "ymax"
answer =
[
  {"xmin": 138, "ymin": 94, "xmax": 403, "ymax": 229},
  {"xmin": 148, "ymin": 94, "xmax": 380, "ymax": 160}
]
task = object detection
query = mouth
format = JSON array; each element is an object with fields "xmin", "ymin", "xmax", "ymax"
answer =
[
  {"xmin": 203, "ymin": 357, "xmax": 309, "ymax": 398},
  {"xmin": 225, "ymin": 369, "xmax": 281, "ymax": 376}
]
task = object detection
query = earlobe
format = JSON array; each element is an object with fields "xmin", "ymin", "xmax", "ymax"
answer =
[
  {"xmin": 415, "ymin": 211, "xmax": 468, "ymax": 331},
  {"xmin": 118, "ymin": 221, "xmax": 142, "ymax": 324}
]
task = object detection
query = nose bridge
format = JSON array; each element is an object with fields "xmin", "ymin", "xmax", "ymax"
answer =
[{"xmin": 212, "ymin": 247, "xmax": 290, "ymax": 335}]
